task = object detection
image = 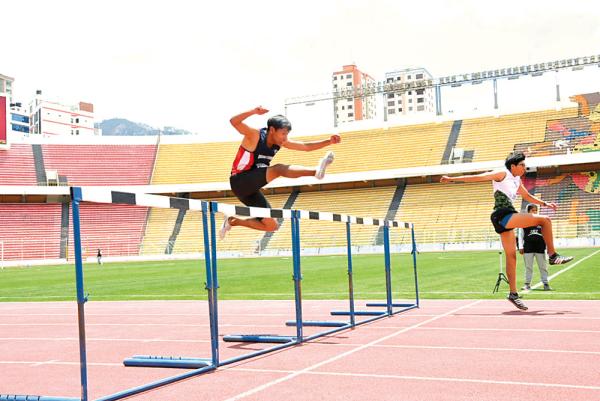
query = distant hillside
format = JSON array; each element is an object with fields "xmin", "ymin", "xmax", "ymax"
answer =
[{"xmin": 96, "ymin": 118, "xmax": 194, "ymax": 136}]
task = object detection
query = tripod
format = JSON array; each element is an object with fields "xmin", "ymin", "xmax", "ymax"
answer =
[{"xmin": 493, "ymin": 250, "xmax": 509, "ymax": 293}]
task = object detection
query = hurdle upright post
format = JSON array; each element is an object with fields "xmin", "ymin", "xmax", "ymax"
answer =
[
  {"xmin": 204, "ymin": 201, "xmax": 219, "ymax": 365},
  {"xmin": 291, "ymin": 210, "xmax": 304, "ymax": 343},
  {"xmin": 411, "ymin": 226, "xmax": 420, "ymax": 307},
  {"xmin": 346, "ymin": 220, "xmax": 356, "ymax": 326},
  {"xmin": 70, "ymin": 187, "xmax": 89, "ymax": 401},
  {"xmin": 383, "ymin": 223, "xmax": 393, "ymax": 315}
]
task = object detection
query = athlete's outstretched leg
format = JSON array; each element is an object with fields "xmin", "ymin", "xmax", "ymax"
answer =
[{"xmin": 505, "ymin": 212, "xmax": 573, "ymax": 264}]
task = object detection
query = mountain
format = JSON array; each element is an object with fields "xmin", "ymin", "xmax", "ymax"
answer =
[{"xmin": 96, "ymin": 118, "xmax": 195, "ymax": 136}]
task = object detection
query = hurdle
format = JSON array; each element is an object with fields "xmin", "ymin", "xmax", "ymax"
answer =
[
  {"xmin": 221, "ymin": 204, "xmax": 419, "ymax": 346},
  {"xmin": 0, "ymin": 188, "xmax": 219, "ymax": 401}
]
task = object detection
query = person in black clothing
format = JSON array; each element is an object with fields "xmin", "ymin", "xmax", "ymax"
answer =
[
  {"xmin": 220, "ymin": 106, "xmax": 341, "ymax": 239},
  {"xmin": 518, "ymin": 204, "xmax": 551, "ymax": 291},
  {"xmin": 97, "ymin": 248, "xmax": 103, "ymax": 265}
]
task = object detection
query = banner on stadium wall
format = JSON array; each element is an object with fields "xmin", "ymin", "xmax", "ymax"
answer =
[{"xmin": 0, "ymin": 94, "xmax": 8, "ymax": 149}]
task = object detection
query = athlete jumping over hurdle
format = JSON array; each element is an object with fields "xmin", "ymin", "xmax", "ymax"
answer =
[
  {"xmin": 220, "ymin": 106, "xmax": 340, "ymax": 239},
  {"xmin": 440, "ymin": 151, "xmax": 573, "ymax": 311}
]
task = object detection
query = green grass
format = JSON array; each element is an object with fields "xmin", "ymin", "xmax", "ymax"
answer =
[{"xmin": 0, "ymin": 248, "xmax": 598, "ymax": 302}]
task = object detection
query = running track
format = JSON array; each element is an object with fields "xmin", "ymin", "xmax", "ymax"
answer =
[{"xmin": 1, "ymin": 300, "xmax": 600, "ymax": 400}]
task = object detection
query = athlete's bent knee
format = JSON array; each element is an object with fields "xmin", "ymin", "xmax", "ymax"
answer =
[
  {"xmin": 536, "ymin": 215, "xmax": 551, "ymax": 225},
  {"xmin": 264, "ymin": 218, "xmax": 279, "ymax": 232}
]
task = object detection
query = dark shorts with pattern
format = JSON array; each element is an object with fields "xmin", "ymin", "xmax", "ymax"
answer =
[
  {"xmin": 490, "ymin": 207, "xmax": 517, "ymax": 234},
  {"xmin": 229, "ymin": 168, "xmax": 271, "ymax": 217}
]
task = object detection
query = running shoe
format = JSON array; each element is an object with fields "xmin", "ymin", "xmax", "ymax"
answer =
[
  {"xmin": 219, "ymin": 216, "xmax": 232, "ymax": 240},
  {"xmin": 507, "ymin": 292, "xmax": 528, "ymax": 311},
  {"xmin": 315, "ymin": 151, "xmax": 335, "ymax": 179},
  {"xmin": 549, "ymin": 253, "xmax": 574, "ymax": 265}
]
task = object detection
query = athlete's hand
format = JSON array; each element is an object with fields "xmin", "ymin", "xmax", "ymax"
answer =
[
  {"xmin": 544, "ymin": 202, "xmax": 558, "ymax": 211},
  {"xmin": 519, "ymin": 249, "xmax": 524, "ymax": 255},
  {"xmin": 253, "ymin": 106, "xmax": 269, "ymax": 115},
  {"xmin": 440, "ymin": 176, "xmax": 452, "ymax": 183},
  {"xmin": 330, "ymin": 135, "xmax": 341, "ymax": 144}
]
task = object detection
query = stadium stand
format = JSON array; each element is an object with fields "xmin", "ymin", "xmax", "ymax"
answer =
[
  {"xmin": 266, "ymin": 186, "xmax": 397, "ymax": 251},
  {"xmin": 152, "ymin": 142, "xmax": 240, "ymax": 184},
  {"xmin": 0, "ymin": 144, "xmax": 37, "ymax": 185},
  {"xmin": 41, "ymin": 144, "xmax": 156, "ymax": 185},
  {"xmin": 456, "ymin": 108, "xmax": 578, "ymax": 162},
  {"xmin": 514, "ymin": 95, "xmax": 600, "ymax": 157},
  {"xmin": 68, "ymin": 203, "xmax": 148, "ymax": 259},
  {"xmin": 0, "ymin": 204, "xmax": 62, "ymax": 260},
  {"xmin": 140, "ymin": 208, "xmax": 180, "ymax": 255}
]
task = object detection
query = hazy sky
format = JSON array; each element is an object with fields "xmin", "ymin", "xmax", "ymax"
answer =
[{"xmin": 4, "ymin": 0, "xmax": 600, "ymax": 139}]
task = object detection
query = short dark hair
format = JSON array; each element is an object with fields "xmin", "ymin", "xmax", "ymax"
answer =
[
  {"xmin": 267, "ymin": 115, "xmax": 292, "ymax": 131},
  {"xmin": 526, "ymin": 203, "xmax": 538, "ymax": 212},
  {"xmin": 505, "ymin": 151, "xmax": 526, "ymax": 170}
]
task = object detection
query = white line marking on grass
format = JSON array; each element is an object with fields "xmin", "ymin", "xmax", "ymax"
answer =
[
  {"xmin": 523, "ymin": 249, "xmax": 600, "ymax": 293},
  {"xmin": 227, "ymin": 368, "xmax": 600, "ymax": 391},
  {"xmin": 223, "ymin": 300, "xmax": 482, "ymax": 401}
]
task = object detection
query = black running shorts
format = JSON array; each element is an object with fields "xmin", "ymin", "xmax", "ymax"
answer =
[
  {"xmin": 229, "ymin": 168, "xmax": 272, "ymax": 213},
  {"xmin": 490, "ymin": 207, "xmax": 517, "ymax": 234}
]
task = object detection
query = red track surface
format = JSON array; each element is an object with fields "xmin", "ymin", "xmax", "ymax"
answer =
[{"xmin": 1, "ymin": 300, "xmax": 599, "ymax": 400}]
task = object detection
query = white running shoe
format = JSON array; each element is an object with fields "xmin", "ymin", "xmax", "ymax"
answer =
[
  {"xmin": 219, "ymin": 216, "xmax": 232, "ymax": 240},
  {"xmin": 315, "ymin": 151, "xmax": 335, "ymax": 179}
]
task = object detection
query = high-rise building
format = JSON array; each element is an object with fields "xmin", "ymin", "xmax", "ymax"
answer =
[
  {"xmin": 383, "ymin": 67, "xmax": 435, "ymax": 118},
  {"xmin": 332, "ymin": 65, "xmax": 376, "ymax": 125},
  {"xmin": 29, "ymin": 91, "xmax": 98, "ymax": 137}
]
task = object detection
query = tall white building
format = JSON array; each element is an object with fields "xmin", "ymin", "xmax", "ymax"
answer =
[
  {"xmin": 332, "ymin": 65, "xmax": 376, "ymax": 126},
  {"xmin": 384, "ymin": 67, "xmax": 435, "ymax": 118},
  {"xmin": 29, "ymin": 91, "xmax": 98, "ymax": 137}
]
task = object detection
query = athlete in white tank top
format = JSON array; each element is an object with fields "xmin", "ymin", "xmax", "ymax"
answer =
[
  {"xmin": 492, "ymin": 168, "xmax": 521, "ymax": 201},
  {"xmin": 439, "ymin": 152, "xmax": 574, "ymax": 311}
]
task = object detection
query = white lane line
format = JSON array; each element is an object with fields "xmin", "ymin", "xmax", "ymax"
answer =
[
  {"xmin": 0, "ymin": 336, "xmax": 210, "ymax": 343},
  {"xmin": 0, "ymin": 360, "xmax": 121, "ymax": 367},
  {"xmin": 227, "ymin": 367, "xmax": 600, "ymax": 391},
  {"xmin": 523, "ymin": 249, "xmax": 600, "ymax": 293},
  {"xmin": 223, "ymin": 300, "xmax": 482, "ymax": 401},
  {"xmin": 367, "ymin": 344, "xmax": 600, "ymax": 356},
  {"xmin": 419, "ymin": 327, "xmax": 600, "ymax": 334},
  {"xmin": 30, "ymin": 359, "xmax": 59, "ymax": 367}
]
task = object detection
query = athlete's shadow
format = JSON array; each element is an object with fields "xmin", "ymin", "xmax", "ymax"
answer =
[{"xmin": 501, "ymin": 309, "xmax": 579, "ymax": 316}]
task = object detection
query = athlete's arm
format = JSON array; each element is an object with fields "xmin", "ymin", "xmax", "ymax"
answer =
[
  {"xmin": 229, "ymin": 106, "xmax": 269, "ymax": 148},
  {"xmin": 517, "ymin": 183, "xmax": 557, "ymax": 210},
  {"xmin": 283, "ymin": 135, "xmax": 341, "ymax": 151},
  {"xmin": 440, "ymin": 170, "xmax": 504, "ymax": 183}
]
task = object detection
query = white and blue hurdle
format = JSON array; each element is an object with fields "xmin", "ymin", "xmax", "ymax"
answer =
[{"xmin": 0, "ymin": 187, "xmax": 418, "ymax": 401}]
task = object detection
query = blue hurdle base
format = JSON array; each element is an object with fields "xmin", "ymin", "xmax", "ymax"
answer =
[
  {"xmin": 123, "ymin": 355, "xmax": 212, "ymax": 369},
  {"xmin": 330, "ymin": 311, "xmax": 387, "ymax": 316},
  {"xmin": 365, "ymin": 303, "xmax": 416, "ymax": 307},
  {"xmin": 223, "ymin": 335, "xmax": 295, "ymax": 343},
  {"xmin": 285, "ymin": 320, "xmax": 348, "ymax": 327},
  {"xmin": 0, "ymin": 396, "xmax": 80, "ymax": 401}
]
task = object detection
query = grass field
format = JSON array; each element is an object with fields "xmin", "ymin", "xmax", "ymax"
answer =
[{"xmin": 1, "ymin": 248, "xmax": 598, "ymax": 302}]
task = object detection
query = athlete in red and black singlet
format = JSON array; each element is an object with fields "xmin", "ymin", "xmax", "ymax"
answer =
[{"xmin": 229, "ymin": 128, "xmax": 279, "ymax": 209}]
